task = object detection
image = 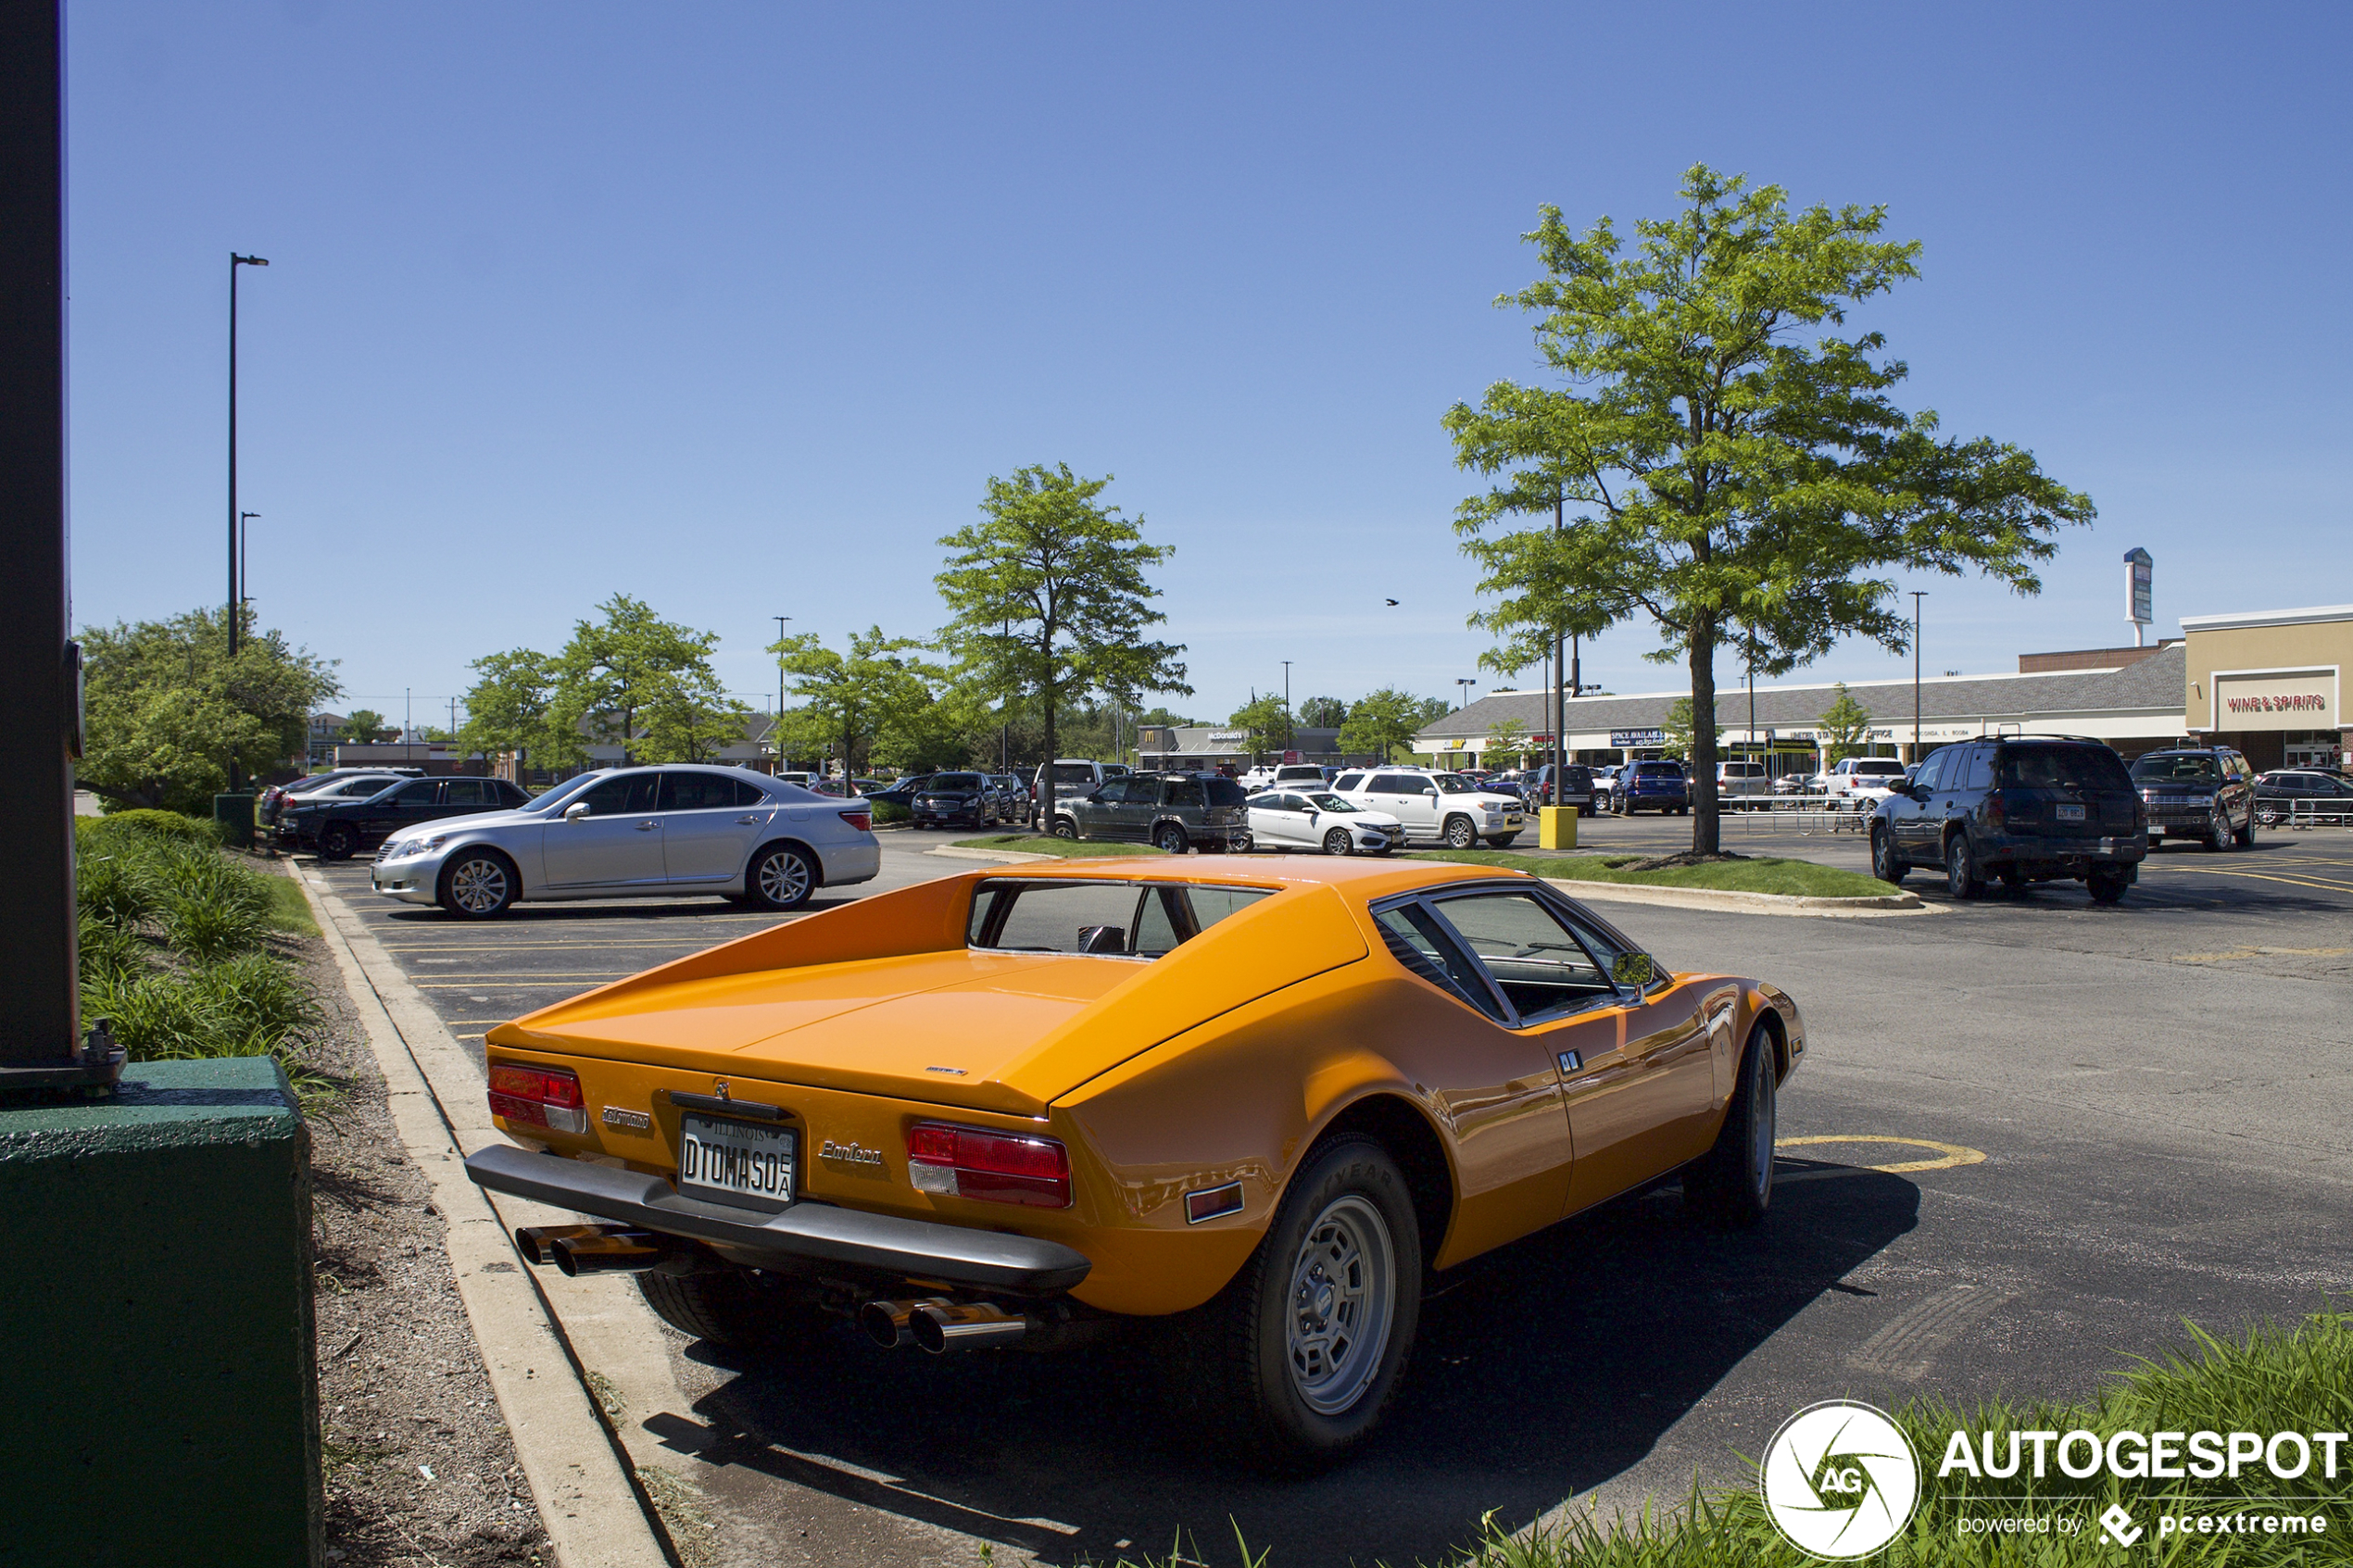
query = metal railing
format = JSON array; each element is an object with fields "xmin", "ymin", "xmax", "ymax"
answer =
[
  {"xmin": 1598, "ymin": 793, "xmax": 1881, "ymax": 834},
  {"xmin": 2262, "ymin": 798, "xmax": 2353, "ymax": 829}
]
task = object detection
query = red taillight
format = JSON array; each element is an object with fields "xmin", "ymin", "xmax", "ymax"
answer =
[
  {"xmin": 839, "ymin": 810, "xmax": 873, "ymax": 832},
  {"xmin": 905, "ymin": 1120, "xmax": 1071, "ymax": 1208},
  {"xmin": 489, "ymin": 1063, "xmax": 587, "ymax": 1134},
  {"xmin": 1984, "ymin": 792, "xmax": 2006, "ymax": 832}
]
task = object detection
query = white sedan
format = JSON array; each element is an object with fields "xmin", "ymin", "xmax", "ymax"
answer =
[{"xmin": 1244, "ymin": 790, "xmax": 1405, "ymax": 855}]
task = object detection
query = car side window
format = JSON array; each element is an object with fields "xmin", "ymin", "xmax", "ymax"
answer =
[
  {"xmin": 576, "ymin": 773, "xmax": 659, "ymax": 815},
  {"xmin": 1914, "ymin": 750, "xmax": 1948, "ymax": 792},
  {"xmin": 1960, "ymin": 746, "xmax": 1993, "ymax": 790},
  {"xmin": 1333, "ymin": 772, "xmax": 1364, "ymax": 792},
  {"xmin": 1165, "ymin": 780, "xmax": 1207, "ymax": 809},
  {"xmin": 1427, "ymin": 891, "xmax": 1615, "ymax": 1024},
  {"xmin": 1278, "ymin": 794, "xmax": 1310, "ymax": 812},
  {"xmin": 390, "ymin": 780, "xmax": 440, "ymax": 806},
  {"xmin": 444, "ymin": 779, "xmax": 489, "ymax": 806},
  {"xmin": 1373, "ymin": 902, "xmax": 1504, "ymax": 1022}
]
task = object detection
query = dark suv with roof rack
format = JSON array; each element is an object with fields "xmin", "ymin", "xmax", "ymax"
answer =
[
  {"xmin": 1869, "ymin": 735, "xmax": 2147, "ymax": 904},
  {"xmin": 2128, "ymin": 746, "xmax": 2258, "ymax": 849}
]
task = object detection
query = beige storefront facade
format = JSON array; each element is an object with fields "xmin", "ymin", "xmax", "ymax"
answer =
[{"xmin": 2180, "ymin": 603, "xmax": 2353, "ymax": 771}]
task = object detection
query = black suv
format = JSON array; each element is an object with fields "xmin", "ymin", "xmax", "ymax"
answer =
[
  {"xmin": 2128, "ymin": 746, "xmax": 2258, "ymax": 849},
  {"xmin": 911, "ymin": 771, "xmax": 1002, "ymax": 828},
  {"xmin": 1870, "ymin": 736, "xmax": 2146, "ymax": 903},
  {"xmin": 283, "ymin": 775, "xmax": 532, "ymax": 860}
]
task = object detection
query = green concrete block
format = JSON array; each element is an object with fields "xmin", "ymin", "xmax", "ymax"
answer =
[
  {"xmin": 214, "ymin": 791, "xmax": 258, "ymax": 849},
  {"xmin": 0, "ymin": 1057, "xmax": 321, "ymax": 1567}
]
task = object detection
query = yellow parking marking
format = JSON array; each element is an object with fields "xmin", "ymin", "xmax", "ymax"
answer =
[
  {"xmin": 2154, "ymin": 863, "xmax": 2353, "ymax": 894},
  {"xmin": 1776, "ymin": 1135, "xmax": 1987, "ymax": 1173},
  {"xmin": 2171, "ymin": 945, "xmax": 2349, "ymax": 964}
]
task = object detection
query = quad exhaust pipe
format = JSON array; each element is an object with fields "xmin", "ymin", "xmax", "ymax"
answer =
[
  {"xmin": 513, "ymin": 1223, "xmax": 672, "ymax": 1276},
  {"xmin": 859, "ymin": 1297, "xmax": 1038, "ymax": 1353}
]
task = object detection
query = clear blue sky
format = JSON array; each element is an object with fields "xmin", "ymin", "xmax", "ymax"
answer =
[{"xmin": 66, "ymin": 2, "xmax": 2353, "ymax": 727}]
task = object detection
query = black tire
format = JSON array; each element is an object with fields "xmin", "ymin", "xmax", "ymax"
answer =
[
  {"xmin": 1184, "ymin": 1135, "xmax": 1421, "ymax": 1473},
  {"xmin": 636, "ymin": 1267, "xmax": 815, "ymax": 1349},
  {"xmin": 1684, "ymin": 1022, "xmax": 1778, "ymax": 1226},
  {"xmin": 438, "ymin": 849, "xmax": 519, "ymax": 919},
  {"xmin": 2233, "ymin": 807, "xmax": 2256, "ymax": 848},
  {"xmin": 2208, "ymin": 804, "xmax": 2234, "ymax": 852},
  {"xmin": 317, "ymin": 822, "xmax": 358, "ymax": 862},
  {"xmin": 1051, "ymin": 815, "xmax": 1078, "ymax": 840},
  {"xmin": 2257, "ymin": 804, "xmax": 2281, "ymax": 827},
  {"xmin": 1154, "ymin": 822, "xmax": 1189, "ymax": 855},
  {"xmin": 1484, "ymin": 834, "xmax": 1519, "ymax": 849},
  {"xmin": 1441, "ymin": 815, "xmax": 1477, "ymax": 850},
  {"xmin": 1945, "ymin": 833, "xmax": 1983, "ymax": 900},
  {"xmin": 744, "ymin": 844, "xmax": 818, "ymax": 911},
  {"xmin": 1323, "ymin": 827, "xmax": 1353, "ymax": 857},
  {"xmin": 2087, "ymin": 866, "xmax": 2130, "ymax": 905},
  {"xmin": 1870, "ymin": 827, "xmax": 1906, "ymax": 885}
]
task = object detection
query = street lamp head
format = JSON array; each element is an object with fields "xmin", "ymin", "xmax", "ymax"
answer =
[{"xmin": 233, "ymin": 254, "xmax": 269, "ymax": 267}]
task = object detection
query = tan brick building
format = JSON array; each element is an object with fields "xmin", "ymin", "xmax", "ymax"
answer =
[{"xmin": 2179, "ymin": 603, "xmax": 2352, "ymax": 771}]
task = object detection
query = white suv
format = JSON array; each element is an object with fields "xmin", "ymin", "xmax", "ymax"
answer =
[
  {"xmin": 1327, "ymin": 766, "xmax": 1525, "ymax": 849},
  {"xmin": 1815, "ymin": 757, "xmax": 1908, "ymax": 809}
]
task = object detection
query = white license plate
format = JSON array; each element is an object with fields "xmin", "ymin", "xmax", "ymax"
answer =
[
  {"xmin": 678, "ymin": 1114, "xmax": 797, "ymax": 1210},
  {"xmin": 2057, "ymin": 804, "xmax": 2086, "ymax": 822}
]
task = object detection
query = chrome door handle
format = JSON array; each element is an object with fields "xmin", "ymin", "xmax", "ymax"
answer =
[
  {"xmin": 736, "ymin": 814, "xmax": 761, "ymax": 824},
  {"xmin": 635, "ymin": 821, "xmax": 659, "ymax": 831}
]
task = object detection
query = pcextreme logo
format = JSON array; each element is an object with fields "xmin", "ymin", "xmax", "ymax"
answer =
[{"xmin": 1762, "ymin": 1400, "xmax": 1922, "ymax": 1559}]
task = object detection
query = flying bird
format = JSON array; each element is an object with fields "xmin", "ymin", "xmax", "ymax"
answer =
[{"xmin": 1384, "ymin": 598, "xmax": 1399, "ymax": 606}]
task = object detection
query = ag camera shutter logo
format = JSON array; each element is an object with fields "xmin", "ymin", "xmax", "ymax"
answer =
[{"xmin": 1762, "ymin": 1400, "xmax": 1921, "ymax": 1559}]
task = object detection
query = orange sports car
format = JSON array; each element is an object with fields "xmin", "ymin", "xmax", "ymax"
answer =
[{"xmin": 466, "ymin": 855, "xmax": 1804, "ymax": 1469}]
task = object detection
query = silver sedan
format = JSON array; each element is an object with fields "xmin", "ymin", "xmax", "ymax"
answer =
[{"xmin": 369, "ymin": 766, "xmax": 881, "ymax": 918}]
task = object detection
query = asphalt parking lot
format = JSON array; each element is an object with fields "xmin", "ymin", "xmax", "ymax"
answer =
[{"xmin": 302, "ymin": 822, "xmax": 2353, "ymax": 1567}]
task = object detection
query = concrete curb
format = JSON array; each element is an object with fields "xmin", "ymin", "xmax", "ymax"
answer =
[
  {"xmin": 927, "ymin": 844, "xmax": 1062, "ymax": 864},
  {"xmin": 290, "ymin": 864, "xmax": 676, "ymax": 1568},
  {"xmin": 1535, "ymin": 877, "xmax": 1936, "ymax": 919},
  {"xmin": 925, "ymin": 843, "xmax": 1934, "ymax": 917}
]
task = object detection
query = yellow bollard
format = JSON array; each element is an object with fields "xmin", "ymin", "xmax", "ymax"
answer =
[{"xmin": 1539, "ymin": 806, "xmax": 1577, "ymax": 850}]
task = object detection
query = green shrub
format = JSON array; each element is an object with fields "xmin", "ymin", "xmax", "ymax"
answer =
[
  {"xmin": 873, "ymin": 799, "xmax": 912, "ymax": 824},
  {"xmin": 155, "ymin": 842, "xmax": 276, "ymax": 922},
  {"xmin": 89, "ymin": 807, "xmax": 221, "ymax": 846},
  {"xmin": 76, "ymin": 851, "xmax": 158, "ymax": 929},
  {"xmin": 76, "ymin": 915, "xmax": 145, "ymax": 985},
  {"xmin": 161, "ymin": 894, "xmax": 267, "ymax": 963}
]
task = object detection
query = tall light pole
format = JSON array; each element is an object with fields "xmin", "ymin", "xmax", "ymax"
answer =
[
  {"xmin": 1281, "ymin": 659, "xmax": 1293, "ymax": 756},
  {"xmin": 238, "ymin": 511, "xmax": 258, "ymax": 614},
  {"xmin": 1910, "ymin": 590, "xmax": 1928, "ymax": 760},
  {"xmin": 227, "ymin": 253, "xmax": 268, "ymax": 659},
  {"xmin": 1456, "ymin": 678, "xmax": 1477, "ymax": 709},
  {"xmin": 773, "ymin": 614, "xmax": 791, "ymax": 770}
]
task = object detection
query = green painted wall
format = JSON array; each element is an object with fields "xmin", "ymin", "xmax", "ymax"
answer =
[{"xmin": 0, "ymin": 1057, "xmax": 321, "ymax": 1566}]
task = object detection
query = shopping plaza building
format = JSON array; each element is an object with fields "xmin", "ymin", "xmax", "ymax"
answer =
[{"xmin": 1410, "ymin": 601, "xmax": 2352, "ymax": 775}]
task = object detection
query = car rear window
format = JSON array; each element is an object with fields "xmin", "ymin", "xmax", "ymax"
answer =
[
  {"xmin": 1633, "ymin": 762, "xmax": 1682, "ymax": 777},
  {"xmin": 967, "ymin": 878, "xmax": 1274, "ymax": 959},
  {"xmin": 1048, "ymin": 764, "xmax": 1097, "ymax": 785},
  {"xmin": 2010, "ymin": 746, "xmax": 2134, "ymax": 790},
  {"xmin": 1854, "ymin": 759, "xmax": 1906, "ymax": 776}
]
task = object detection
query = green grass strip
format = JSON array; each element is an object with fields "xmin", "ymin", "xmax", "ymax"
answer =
[
  {"xmin": 1404, "ymin": 848, "xmax": 1895, "ymax": 898},
  {"xmin": 264, "ymin": 872, "xmax": 318, "ymax": 935},
  {"xmin": 950, "ymin": 834, "xmax": 1168, "ymax": 859}
]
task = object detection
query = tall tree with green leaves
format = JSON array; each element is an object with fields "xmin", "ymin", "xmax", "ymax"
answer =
[
  {"xmin": 1228, "ymin": 695, "xmax": 1290, "ymax": 756},
  {"xmin": 459, "ymin": 649, "xmax": 560, "ymax": 763},
  {"xmin": 772, "ymin": 627, "xmax": 944, "ymax": 778},
  {"xmin": 637, "ymin": 668, "xmax": 753, "ymax": 765},
  {"xmin": 78, "ymin": 606, "xmax": 341, "ymax": 812},
  {"xmin": 1816, "ymin": 684, "xmax": 1875, "ymax": 764},
  {"xmin": 1483, "ymin": 717, "xmax": 1530, "ymax": 768},
  {"xmin": 547, "ymin": 595, "xmax": 728, "ymax": 767},
  {"xmin": 1337, "ymin": 689, "xmax": 1435, "ymax": 763},
  {"xmin": 338, "ymin": 709, "xmax": 395, "ymax": 745},
  {"xmin": 934, "ymin": 464, "xmax": 1190, "ymax": 766},
  {"xmin": 1296, "ymin": 696, "xmax": 1348, "ymax": 730},
  {"xmin": 1446, "ymin": 166, "xmax": 2094, "ymax": 854}
]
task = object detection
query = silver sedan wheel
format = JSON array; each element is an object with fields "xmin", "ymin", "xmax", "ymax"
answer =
[
  {"xmin": 447, "ymin": 856, "xmax": 510, "ymax": 915},
  {"xmin": 1284, "ymin": 1195, "xmax": 1396, "ymax": 1417},
  {"xmin": 756, "ymin": 847, "xmax": 814, "ymax": 908}
]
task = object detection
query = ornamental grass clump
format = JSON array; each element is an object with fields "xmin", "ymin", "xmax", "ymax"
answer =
[{"xmin": 72, "ymin": 810, "xmax": 333, "ymax": 1104}]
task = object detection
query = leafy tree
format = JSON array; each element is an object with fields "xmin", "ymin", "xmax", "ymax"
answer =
[
  {"xmin": 1446, "ymin": 166, "xmax": 2093, "ymax": 853},
  {"xmin": 1817, "ymin": 683, "xmax": 1875, "ymax": 764},
  {"xmin": 934, "ymin": 463, "xmax": 1190, "ymax": 766},
  {"xmin": 1137, "ymin": 705, "xmax": 1194, "ymax": 728},
  {"xmin": 773, "ymin": 627, "xmax": 944, "ymax": 779},
  {"xmin": 338, "ymin": 709, "xmax": 395, "ymax": 745},
  {"xmin": 1338, "ymin": 689, "xmax": 1432, "ymax": 763},
  {"xmin": 79, "ymin": 606, "xmax": 341, "ymax": 813},
  {"xmin": 1296, "ymin": 696, "xmax": 1347, "ymax": 730},
  {"xmin": 459, "ymin": 649, "xmax": 560, "ymax": 763},
  {"xmin": 547, "ymin": 595, "xmax": 727, "ymax": 767},
  {"xmin": 637, "ymin": 668, "xmax": 752, "ymax": 765},
  {"xmin": 1227, "ymin": 695, "xmax": 1290, "ymax": 755},
  {"xmin": 1659, "ymin": 697, "xmax": 1705, "ymax": 762},
  {"xmin": 1483, "ymin": 717, "xmax": 1529, "ymax": 768}
]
